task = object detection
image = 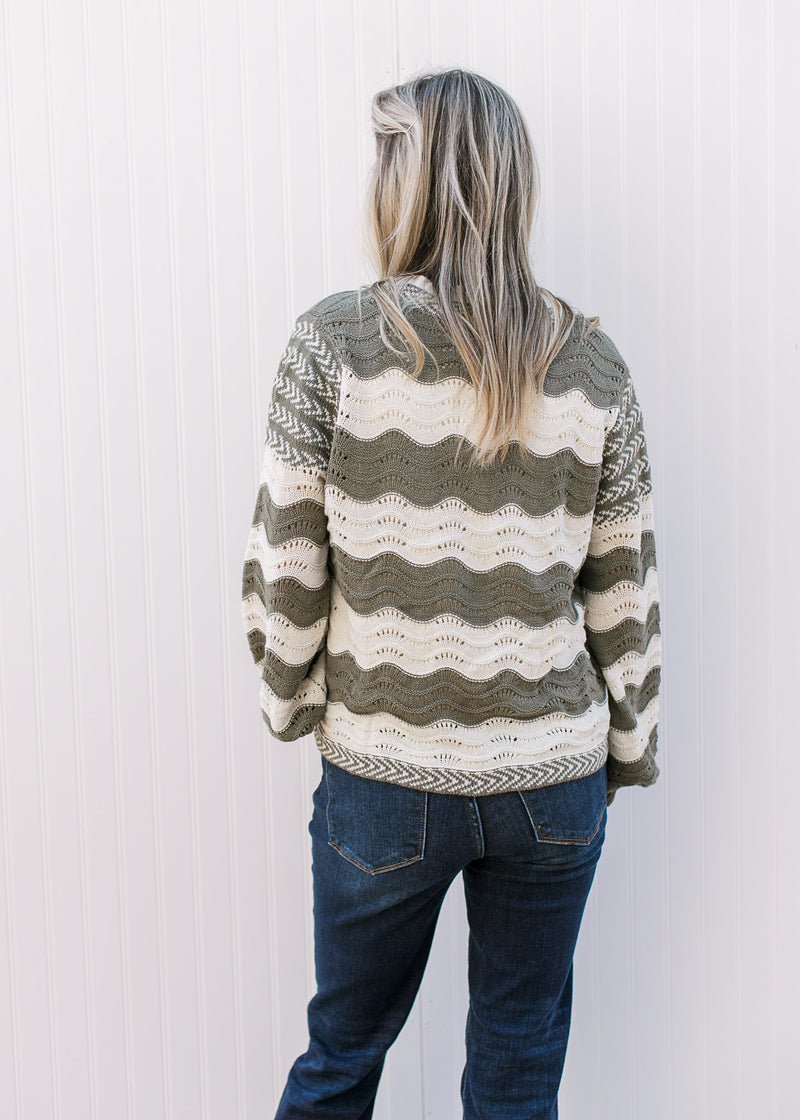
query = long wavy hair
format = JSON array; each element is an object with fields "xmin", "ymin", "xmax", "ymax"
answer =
[{"xmin": 362, "ymin": 67, "xmax": 599, "ymax": 468}]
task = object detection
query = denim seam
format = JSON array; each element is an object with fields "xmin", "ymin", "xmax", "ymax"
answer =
[
  {"xmin": 517, "ymin": 792, "xmax": 605, "ymax": 846},
  {"xmin": 327, "ymin": 840, "xmax": 425, "ymax": 875},
  {"xmin": 324, "ymin": 764, "xmax": 429, "ymax": 874},
  {"xmin": 466, "ymin": 798, "xmax": 485, "ymax": 859}
]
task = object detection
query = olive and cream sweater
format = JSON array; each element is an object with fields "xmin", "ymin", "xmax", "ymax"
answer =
[{"xmin": 242, "ymin": 276, "xmax": 662, "ymax": 804}]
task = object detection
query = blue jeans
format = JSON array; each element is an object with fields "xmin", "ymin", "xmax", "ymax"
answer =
[{"xmin": 274, "ymin": 754, "xmax": 608, "ymax": 1120}]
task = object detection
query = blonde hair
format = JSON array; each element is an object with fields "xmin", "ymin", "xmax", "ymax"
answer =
[{"xmin": 362, "ymin": 67, "xmax": 599, "ymax": 468}]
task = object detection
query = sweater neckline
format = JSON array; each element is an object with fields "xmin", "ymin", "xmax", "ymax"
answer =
[
  {"xmin": 405, "ymin": 274, "xmax": 435, "ymax": 293},
  {"xmin": 404, "ymin": 279, "xmax": 586, "ymax": 341},
  {"xmin": 402, "ymin": 274, "xmax": 447, "ymax": 321}
]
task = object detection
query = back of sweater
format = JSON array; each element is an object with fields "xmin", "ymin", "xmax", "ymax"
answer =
[{"xmin": 242, "ymin": 278, "xmax": 661, "ymax": 803}]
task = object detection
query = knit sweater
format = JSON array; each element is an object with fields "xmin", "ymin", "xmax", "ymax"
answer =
[{"xmin": 242, "ymin": 276, "xmax": 662, "ymax": 804}]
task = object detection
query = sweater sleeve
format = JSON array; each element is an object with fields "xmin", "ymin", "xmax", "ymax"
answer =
[
  {"xmin": 577, "ymin": 364, "xmax": 662, "ymax": 805},
  {"xmin": 241, "ymin": 312, "xmax": 342, "ymax": 741}
]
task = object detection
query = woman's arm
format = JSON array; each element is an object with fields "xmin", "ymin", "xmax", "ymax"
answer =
[
  {"xmin": 241, "ymin": 312, "xmax": 342, "ymax": 740},
  {"xmin": 578, "ymin": 362, "xmax": 662, "ymax": 805}
]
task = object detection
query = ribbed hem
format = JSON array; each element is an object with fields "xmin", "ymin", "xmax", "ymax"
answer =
[{"xmin": 312, "ymin": 725, "xmax": 608, "ymax": 797}]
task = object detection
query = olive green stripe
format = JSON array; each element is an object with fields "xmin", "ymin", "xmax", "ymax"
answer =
[
  {"xmin": 330, "ymin": 549, "xmax": 583, "ymax": 626},
  {"xmin": 319, "ymin": 289, "xmax": 627, "ymax": 411},
  {"xmin": 251, "ymin": 491, "xmax": 329, "ymax": 545},
  {"xmin": 258, "ymin": 645, "xmax": 328, "ymax": 701},
  {"xmin": 605, "ymin": 726, "xmax": 659, "ymax": 789},
  {"xmin": 244, "ymin": 548, "xmax": 657, "ymax": 636},
  {"xmin": 267, "ymin": 702, "xmax": 326, "ymax": 743},
  {"xmin": 323, "ymin": 648, "xmax": 607, "ymax": 726},
  {"xmin": 242, "ymin": 560, "xmax": 328, "ymax": 630},
  {"xmin": 583, "ymin": 601, "xmax": 661, "ymax": 668},
  {"xmin": 607, "ymin": 665, "xmax": 661, "ymax": 728},
  {"xmin": 252, "ymin": 491, "xmax": 655, "ymax": 598},
  {"xmin": 324, "ymin": 428, "xmax": 602, "ymax": 517},
  {"xmin": 578, "ymin": 533, "xmax": 657, "ymax": 591}
]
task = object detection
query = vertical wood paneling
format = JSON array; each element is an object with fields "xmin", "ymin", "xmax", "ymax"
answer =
[
  {"xmin": 269, "ymin": 0, "xmax": 317, "ymax": 1093},
  {"xmin": 120, "ymin": 0, "xmax": 176, "ymax": 1112},
  {"xmin": 241, "ymin": 0, "xmax": 305, "ymax": 1099},
  {"xmin": 730, "ymin": 8, "xmax": 775, "ymax": 1118},
  {"xmin": 1, "ymin": 2, "xmax": 799, "ymax": 1118},
  {"xmin": 238, "ymin": 0, "xmax": 289, "ymax": 1107},
  {"xmin": 197, "ymin": 2, "xmax": 243, "ymax": 1113},
  {"xmin": 80, "ymin": 1, "xmax": 134, "ymax": 1114},
  {"xmin": 768, "ymin": 11, "xmax": 800, "ymax": 1119},
  {"xmin": 5, "ymin": 4, "xmax": 63, "ymax": 1118},
  {"xmin": 44, "ymin": 0, "xmax": 96, "ymax": 1113}
]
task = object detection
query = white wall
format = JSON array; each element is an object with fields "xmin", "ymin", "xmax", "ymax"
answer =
[{"xmin": 1, "ymin": 1, "xmax": 798, "ymax": 1117}]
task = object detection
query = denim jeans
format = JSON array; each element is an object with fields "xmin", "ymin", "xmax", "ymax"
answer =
[{"xmin": 274, "ymin": 753, "xmax": 608, "ymax": 1120}]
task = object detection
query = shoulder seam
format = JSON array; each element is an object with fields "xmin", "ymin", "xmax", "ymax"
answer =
[
  {"xmin": 294, "ymin": 305, "xmax": 348, "ymax": 370},
  {"xmin": 577, "ymin": 327, "xmax": 631, "ymax": 408},
  {"xmin": 296, "ymin": 287, "xmax": 382, "ymax": 362}
]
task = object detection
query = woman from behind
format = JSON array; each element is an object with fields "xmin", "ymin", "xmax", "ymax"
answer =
[{"xmin": 243, "ymin": 66, "xmax": 661, "ymax": 1120}]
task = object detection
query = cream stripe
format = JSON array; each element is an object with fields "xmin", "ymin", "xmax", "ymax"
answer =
[
  {"xmin": 587, "ymin": 492, "xmax": 656, "ymax": 555},
  {"xmin": 597, "ymin": 632, "xmax": 662, "ymax": 700},
  {"xmin": 338, "ymin": 366, "xmax": 609, "ymax": 463},
  {"xmin": 257, "ymin": 442, "xmax": 326, "ymax": 505},
  {"xmin": 243, "ymin": 594, "xmax": 327, "ymax": 665},
  {"xmin": 245, "ymin": 522, "xmax": 328, "ymax": 588},
  {"xmin": 317, "ymin": 698, "xmax": 612, "ymax": 770},
  {"xmin": 258, "ymin": 651, "xmax": 328, "ymax": 735},
  {"xmin": 327, "ymin": 489, "xmax": 594, "ymax": 572},
  {"xmin": 606, "ymin": 694, "xmax": 660, "ymax": 762},
  {"xmin": 581, "ymin": 567, "xmax": 660, "ymax": 630},
  {"xmin": 327, "ymin": 580, "xmax": 589, "ymax": 678}
]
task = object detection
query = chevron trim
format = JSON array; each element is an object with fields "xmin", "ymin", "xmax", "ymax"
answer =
[{"xmin": 314, "ymin": 725, "xmax": 608, "ymax": 796}]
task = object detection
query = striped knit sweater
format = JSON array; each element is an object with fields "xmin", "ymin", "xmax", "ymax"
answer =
[{"xmin": 242, "ymin": 276, "xmax": 661, "ymax": 804}]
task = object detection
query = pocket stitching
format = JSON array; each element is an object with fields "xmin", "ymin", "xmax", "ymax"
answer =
[
  {"xmin": 327, "ymin": 839, "xmax": 425, "ymax": 875},
  {"xmin": 518, "ymin": 773, "xmax": 607, "ymax": 846},
  {"xmin": 532, "ymin": 805, "xmax": 605, "ymax": 845},
  {"xmin": 324, "ymin": 760, "xmax": 428, "ymax": 874}
]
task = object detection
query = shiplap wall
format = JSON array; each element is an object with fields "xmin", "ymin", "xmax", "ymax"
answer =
[{"xmin": 1, "ymin": 1, "xmax": 798, "ymax": 1117}]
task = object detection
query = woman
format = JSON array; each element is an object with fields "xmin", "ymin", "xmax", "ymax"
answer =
[{"xmin": 242, "ymin": 67, "xmax": 661, "ymax": 1120}]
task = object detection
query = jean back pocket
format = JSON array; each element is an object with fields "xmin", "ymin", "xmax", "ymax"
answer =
[
  {"xmin": 323, "ymin": 757, "xmax": 428, "ymax": 874},
  {"xmin": 518, "ymin": 764, "xmax": 607, "ymax": 845}
]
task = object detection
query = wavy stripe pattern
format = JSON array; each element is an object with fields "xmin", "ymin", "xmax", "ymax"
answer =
[
  {"xmin": 337, "ymin": 365, "xmax": 611, "ymax": 461},
  {"xmin": 325, "ymin": 580, "xmax": 592, "ymax": 677},
  {"xmin": 325, "ymin": 489, "xmax": 595, "ymax": 570},
  {"xmin": 241, "ymin": 284, "xmax": 662, "ymax": 797}
]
